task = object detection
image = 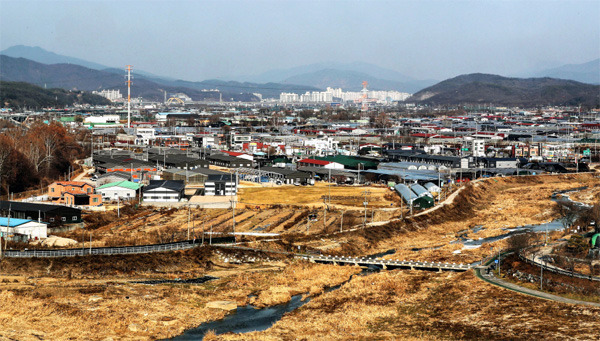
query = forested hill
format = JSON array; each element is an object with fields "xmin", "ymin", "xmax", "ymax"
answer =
[
  {"xmin": 408, "ymin": 73, "xmax": 600, "ymax": 107},
  {"xmin": 0, "ymin": 81, "xmax": 111, "ymax": 109}
]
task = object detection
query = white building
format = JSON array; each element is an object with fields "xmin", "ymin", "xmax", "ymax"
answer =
[
  {"xmin": 97, "ymin": 181, "xmax": 141, "ymax": 201},
  {"xmin": 84, "ymin": 115, "xmax": 121, "ymax": 124},
  {"xmin": 135, "ymin": 128, "xmax": 156, "ymax": 145},
  {"xmin": 0, "ymin": 217, "xmax": 47, "ymax": 240},
  {"xmin": 472, "ymin": 139, "xmax": 485, "ymax": 157},
  {"xmin": 142, "ymin": 180, "xmax": 185, "ymax": 202},
  {"xmin": 92, "ymin": 89, "xmax": 123, "ymax": 102},
  {"xmin": 303, "ymin": 137, "xmax": 339, "ymax": 156},
  {"xmin": 279, "ymin": 92, "xmax": 299, "ymax": 103}
]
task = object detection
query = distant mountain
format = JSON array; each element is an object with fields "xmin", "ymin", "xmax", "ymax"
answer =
[
  {"xmin": 534, "ymin": 59, "xmax": 600, "ymax": 85},
  {"xmin": 0, "ymin": 55, "xmax": 318, "ymax": 101},
  {"xmin": 281, "ymin": 68, "xmax": 432, "ymax": 93},
  {"xmin": 237, "ymin": 62, "xmax": 436, "ymax": 93},
  {"xmin": 1, "ymin": 45, "xmax": 110, "ymax": 71},
  {"xmin": 144, "ymin": 78, "xmax": 320, "ymax": 99},
  {"xmin": 1, "ymin": 45, "xmax": 173, "ymax": 80},
  {"xmin": 0, "ymin": 56, "xmax": 256, "ymax": 101},
  {"xmin": 0, "ymin": 81, "xmax": 111, "ymax": 109},
  {"xmin": 408, "ymin": 73, "xmax": 600, "ymax": 107}
]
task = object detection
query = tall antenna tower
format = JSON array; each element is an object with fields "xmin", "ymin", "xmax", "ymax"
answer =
[{"xmin": 126, "ymin": 65, "xmax": 133, "ymax": 129}]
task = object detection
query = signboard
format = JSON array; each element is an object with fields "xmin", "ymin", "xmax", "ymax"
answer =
[
  {"xmin": 583, "ymin": 149, "xmax": 591, "ymax": 156},
  {"xmin": 494, "ymin": 259, "xmax": 499, "ymax": 264}
]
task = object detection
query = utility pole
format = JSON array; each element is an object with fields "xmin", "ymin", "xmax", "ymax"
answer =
[
  {"xmin": 187, "ymin": 204, "xmax": 191, "ymax": 240},
  {"xmin": 540, "ymin": 253, "xmax": 544, "ymax": 290},
  {"xmin": 328, "ymin": 167, "xmax": 331, "ymax": 204},
  {"xmin": 126, "ymin": 65, "xmax": 133, "ymax": 130},
  {"xmin": 362, "ymin": 190, "xmax": 370, "ymax": 228},
  {"xmin": 340, "ymin": 210, "xmax": 344, "ymax": 233}
]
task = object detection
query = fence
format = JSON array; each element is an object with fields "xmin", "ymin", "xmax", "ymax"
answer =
[
  {"xmin": 519, "ymin": 252, "xmax": 600, "ymax": 282},
  {"xmin": 2, "ymin": 237, "xmax": 235, "ymax": 258}
]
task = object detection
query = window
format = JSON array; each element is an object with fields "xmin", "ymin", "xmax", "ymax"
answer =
[
  {"xmin": 49, "ymin": 218, "xmax": 55, "ymax": 222},
  {"xmin": 61, "ymin": 217, "xmax": 66, "ymax": 222},
  {"xmin": 51, "ymin": 188, "xmax": 55, "ymax": 192},
  {"xmin": 87, "ymin": 188, "xmax": 91, "ymax": 193},
  {"xmin": 93, "ymin": 198, "xmax": 98, "ymax": 203},
  {"xmin": 72, "ymin": 216, "xmax": 77, "ymax": 221}
]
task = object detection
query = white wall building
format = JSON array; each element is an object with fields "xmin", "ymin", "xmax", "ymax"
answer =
[
  {"xmin": 92, "ymin": 89, "xmax": 123, "ymax": 102},
  {"xmin": 84, "ymin": 115, "xmax": 120, "ymax": 124},
  {"xmin": 0, "ymin": 217, "xmax": 47, "ymax": 240},
  {"xmin": 97, "ymin": 181, "xmax": 141, "ymax": 201}
]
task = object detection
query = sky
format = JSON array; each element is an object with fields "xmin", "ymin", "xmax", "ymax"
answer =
[{"xmin": 0, "ymin": 0, "xmax": 599, "ymax": 82}]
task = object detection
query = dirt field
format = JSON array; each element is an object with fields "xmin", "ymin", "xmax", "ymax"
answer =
[{"xmin": 239, "ymin": 182, "xmax": 397, "ymax": 208}]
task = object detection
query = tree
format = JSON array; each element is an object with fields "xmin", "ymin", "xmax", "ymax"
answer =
[
  {"xmin": 554, "ymin": 200, "xmax": 583, "ymax": 230},
  {"xmin": 0, "ymin": 135, "xmax": 14, "ymax": 196},
  {"xmin": 507, "ymin": 232, "xmax": 538, "ymax": 253}
]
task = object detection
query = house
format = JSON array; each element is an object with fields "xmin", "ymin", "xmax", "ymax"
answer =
[
  {"xmin": 0, "ymin": 217, "xmax": 48, "ymax": 241},
  {"xmin": 204, "ymin": 173, "xmax": 237, "ymax": 196},
  {"xmin": 142, "ymin": 180, "xmax": 185, "ymax": 202},
  {"xmin": 48, "ymin": 181, "xmax": 94, "ymax": 199},
  {"xmin": 48, "ymin": 181, "xmax": 102, "ymax": 207},
  {"xmin": 297, "ymin": 158, "xmax": 344, "ymax": 169},
  {"xmin": 0, "ymin": 201, "xmax": 82, "ymax": 225},
  {"xmin": 97, "ymin": 181, "xmax": 142, "ymax": 201}
]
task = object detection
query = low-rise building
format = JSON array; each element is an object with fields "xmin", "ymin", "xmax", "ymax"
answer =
[
  {"xmin": 142, "ymin": 180, "xmax": 185, "ymax": 202},
  {"xmin": 0, "ymin": 201, "xmax": 82, "ymax": 225},
  {"xmin": 0, "ymin": 217, "xmax": 48, "ymax": 241},
  {"xmin": 48, "ymin": 181, "xmax": 102, "ymax": 206},
  {"xmin": 97, "ymin": 181, "xmax": 142, "ymax": 201},
  {"xmin": 297, "ymin": 158, "xmax": 344, "ymax": 169}
]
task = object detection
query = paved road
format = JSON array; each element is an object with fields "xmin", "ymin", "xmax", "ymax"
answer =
[{"xmin": 475, "ymin": 260, "xmax": 600, "ymax": 307}]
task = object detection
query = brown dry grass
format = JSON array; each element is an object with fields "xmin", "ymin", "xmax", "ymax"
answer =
[
  {"xmin": 239, "ymin": 183, "xmax": 394, "ymax": 207},
  {"xmin": 0, "ymin": 254, "xmax": 357, "ymax": 340},
  {"xmin": 219, "ymin": 270, "xmax": 600, "ymax": 341}
]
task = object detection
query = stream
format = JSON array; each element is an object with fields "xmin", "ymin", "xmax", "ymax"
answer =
[
  {"xmin": 169, "ymin": 188, "xmax": 590, "ymax": 340},
  {"xmin": 453, "ymin": 189, "xmax": 589, "ymax": 249},
  {"xmin": 169, "ymin": 268, "xmax": 377, "ymax": 340}
]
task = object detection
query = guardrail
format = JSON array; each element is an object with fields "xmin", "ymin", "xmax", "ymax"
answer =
[
  {"xmin": 519, "ymin": 252, "xmax": 600, "ymax": 282},
  {"xmin": 307, "ymin": 255, "xmax": 471, "ymax": 271},
  {"xmin": 2, "ymin": 237, "xmax": 235, "ymax": 258}
]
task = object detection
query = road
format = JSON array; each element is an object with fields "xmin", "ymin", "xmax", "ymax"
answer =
[{"xmin": 475, "ymin": 263, "xmax": 600, "ymax": 308}]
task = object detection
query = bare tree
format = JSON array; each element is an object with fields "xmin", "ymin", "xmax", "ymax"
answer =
[{"xmin": 554, "ymin": 200, "xmax": 583, "ymax": 230}]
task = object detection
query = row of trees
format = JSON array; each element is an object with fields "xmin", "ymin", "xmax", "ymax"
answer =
[{"xmin": 0, "ymin": 121, "xmax": 85, "ymax": 195}]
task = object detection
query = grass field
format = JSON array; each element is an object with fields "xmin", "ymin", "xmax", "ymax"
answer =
[{"xmin": 238, "ymin": 182, "xmax": 396, "ymax": 207}]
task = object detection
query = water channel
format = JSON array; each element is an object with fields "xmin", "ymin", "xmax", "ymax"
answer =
[
  {"xmin": 169, "ymin": 189, "xmax": 589, "ymax": 340},
  {"xmin": 168, "ymin": 268, "xmax": 377, "ymax": 340}
]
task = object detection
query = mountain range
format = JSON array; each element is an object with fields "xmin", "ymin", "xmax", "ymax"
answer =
[
  {"xmin": 235, "ymin": 61, "xmax": 437, "ymax": 93},
  {"xmin": 532, "ymin": 59, "xmax": 600, "ymax": 85},
  {"xmin": 0, "ymin": 55, "xmax": 319, "ymax": 101},
  {"xmin": 1, "ymin": 45, "xmax": 598, "ymax": 106},
  {"xmin": 408, "ymin": 73, "xmax": 600, "ymax": 107}
]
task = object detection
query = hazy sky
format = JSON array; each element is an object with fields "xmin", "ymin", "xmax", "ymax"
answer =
[{"xmin": 1, "ymin": 0, "xmax": 599, "ymax": 81}]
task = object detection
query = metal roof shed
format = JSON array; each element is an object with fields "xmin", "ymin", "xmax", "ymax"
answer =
[{"xmin": 410, "ymin": 184, "xmax": 433, "ymax": 198}]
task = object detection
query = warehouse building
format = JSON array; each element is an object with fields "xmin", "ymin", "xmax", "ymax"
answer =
[{"xmin": 0, "ymin": 201, "xmax": 82, "ymax": 225}]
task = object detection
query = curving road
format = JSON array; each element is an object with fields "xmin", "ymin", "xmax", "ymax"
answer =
[{"xmin": 475, "ymin": 258, "xmax": 600, "ymax": 307}]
